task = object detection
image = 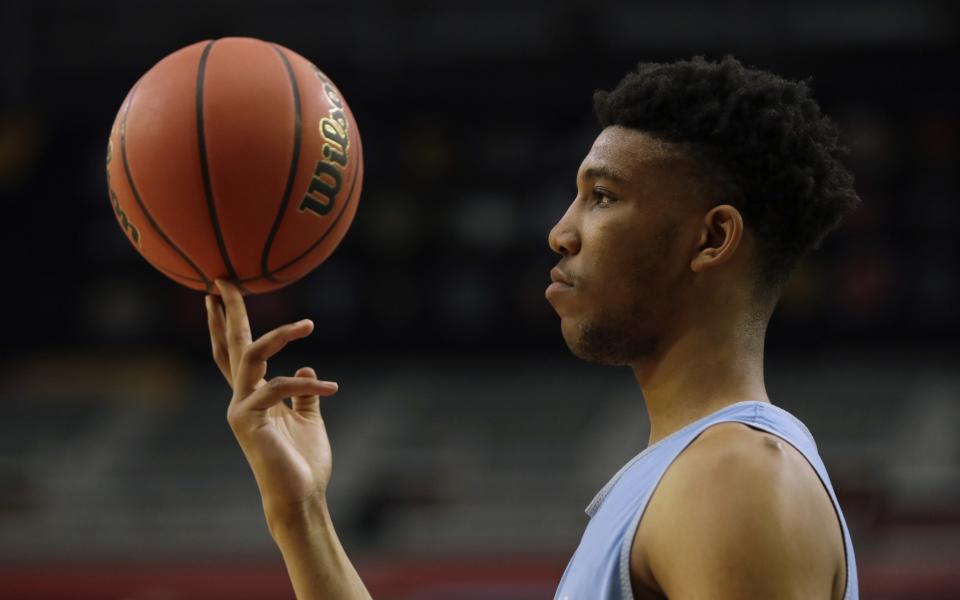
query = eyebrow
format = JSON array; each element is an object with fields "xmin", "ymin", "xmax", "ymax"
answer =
[{"xmin": 582, "ymin": 165, "xmax": 628, "ymax": 184}]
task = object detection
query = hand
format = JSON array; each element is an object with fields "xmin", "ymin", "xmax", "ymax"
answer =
[{"xmin": 206, "ymin": 279, "xmax": 340, "ymax": 531}]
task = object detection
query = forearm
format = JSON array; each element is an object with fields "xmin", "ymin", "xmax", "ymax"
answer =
[{"xmin": 268, "ymin": 496, "xmax": 372, "ymax": 600}]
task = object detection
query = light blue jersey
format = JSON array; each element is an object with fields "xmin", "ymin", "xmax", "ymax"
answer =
[{"xmin": 555, "ymin": 400, "xmax": 858, "ymax": 600}]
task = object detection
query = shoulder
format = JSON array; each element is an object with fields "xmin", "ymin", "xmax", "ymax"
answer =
[
  {"xmin": 631, "ymin": 422, "xmax": 844, "ymax": 599},
  {"xmin": 669, "ymin": 421, "xmax": 802, "ymax": 495}
]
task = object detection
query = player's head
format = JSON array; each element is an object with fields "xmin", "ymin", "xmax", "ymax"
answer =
[{"xmin": 547, "ymin": 55, "xmax": 860, "ymax": 365}]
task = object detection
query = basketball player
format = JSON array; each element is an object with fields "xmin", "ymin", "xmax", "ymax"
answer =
[{"xmin": 206, "ymin": 56, "xmax": 860, "ymax": 599}]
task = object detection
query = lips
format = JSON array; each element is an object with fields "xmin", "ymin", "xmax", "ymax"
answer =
[
  {"xmin": 550, "ymin": 267, "xmax": 573, "ymax": 286},
  {"xmin": 546, "ymin": 267, "xmax": 574, "ymax": 304}
]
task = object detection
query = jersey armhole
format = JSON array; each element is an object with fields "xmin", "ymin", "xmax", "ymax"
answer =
[{"xmin": 617, "ymin": 417, "xmax": 747, "ymax": 599}]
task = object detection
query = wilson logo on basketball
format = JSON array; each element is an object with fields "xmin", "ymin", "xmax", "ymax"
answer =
[
  {"xmin": 300, "ymin": 67, "xmax": 350, "ymax": 217},
  {"xmin": 105, "ymin": 138, "xmax": 142, "ymax": 248}
]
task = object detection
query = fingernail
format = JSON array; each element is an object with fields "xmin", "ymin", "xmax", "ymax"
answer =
[
  {"xmin": 321, "ymin": 381, "xmax": 339, "ymax": 390},
  {"xmin": 297, "ymin": 319, "xmax": 314, "ymax": 327}
]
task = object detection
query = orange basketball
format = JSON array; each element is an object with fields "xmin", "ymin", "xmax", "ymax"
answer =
[{"xmin": 105, "ymin": 37, "xmax": 363, "ymax": 294}]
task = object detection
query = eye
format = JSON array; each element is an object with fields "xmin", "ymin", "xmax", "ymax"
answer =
[{"xmin": 592, "ymin": 188, "xmax": 616, "ymax": 208}]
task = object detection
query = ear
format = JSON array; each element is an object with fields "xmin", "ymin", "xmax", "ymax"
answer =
[{"xmin": 690, "ymin": 204, "xmax": 744, "ymax": 273}]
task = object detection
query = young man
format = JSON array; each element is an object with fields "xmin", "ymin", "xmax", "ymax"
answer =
[{"xmin": 206, "ymin": 56, "xmax": 860, "ymax": 599}]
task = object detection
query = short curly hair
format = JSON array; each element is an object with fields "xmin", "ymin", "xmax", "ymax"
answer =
[{"xmin": 594, "ymin": 55, "xmax": 860, "ymax": 299}]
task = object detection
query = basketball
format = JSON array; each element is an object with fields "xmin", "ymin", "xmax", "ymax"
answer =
[{"xmin": 105, "ymin": 37, "xmax": 363, "ymax": 294}]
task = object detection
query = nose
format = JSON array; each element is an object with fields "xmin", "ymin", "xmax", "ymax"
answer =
[{"xmin": 548, "ymin": 201, "xmax": 580, "ymax": 256}]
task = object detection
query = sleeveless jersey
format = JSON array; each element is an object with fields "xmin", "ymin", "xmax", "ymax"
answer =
[{"xmin": 554, "ymin": 400, "xmax": 858, "ymax": 599}]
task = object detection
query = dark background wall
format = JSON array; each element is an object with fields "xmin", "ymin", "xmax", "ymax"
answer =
[{"xmin": 0, "ymin": 1, "xmax": 958, "ymax": 598}]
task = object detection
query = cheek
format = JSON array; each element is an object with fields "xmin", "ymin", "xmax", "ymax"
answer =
[
  {"xmin": 579, "ymin": 255, "xmax": 643, "ymax": 313},
  {"xmin": 580, "ymin": 221, "xmax": 625, "ymax": 275},
  {"xmin": 591, "ymin": 235, "xmax": 673, "ymax": 302}
]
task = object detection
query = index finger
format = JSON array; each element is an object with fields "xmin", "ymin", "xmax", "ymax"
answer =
[
  {"xmin": 205, "ymin": 294, "xmax": 233, "ymax": 385},
  {"xmin": 215, "ymin": 278, "xmax": 252, "ymax": 380}
]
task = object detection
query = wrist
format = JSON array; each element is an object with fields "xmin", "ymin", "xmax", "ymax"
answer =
[{"xmin": 264, "ymin": 492, "xmax": 330, "ymax": 542}]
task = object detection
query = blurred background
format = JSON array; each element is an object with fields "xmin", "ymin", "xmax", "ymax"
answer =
[{"xmin": 1, "ymin": 0, "xmax": 958, "ymax": 598}]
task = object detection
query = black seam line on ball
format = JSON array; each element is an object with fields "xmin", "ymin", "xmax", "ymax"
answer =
[
  {"xmin": 261, "ymin": 44, "xmax": 303, "ymax": 283},
  {"xmin": 120, "ymin": 81, "xmax": 213, "ymax": 294},
  {"xmin": 196, "ymin": 39, "xmax": 248, "ymax": 294},
  {"xmin": 270, "ymin": 158, "xmax": 360, "ymax": 274}
]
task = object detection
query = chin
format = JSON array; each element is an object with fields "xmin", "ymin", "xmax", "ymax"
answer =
[
  {"xmin": 560, "ymin": 314, "xmax": 658, "ymax": 367},
  {"xmin": 559, "ymin": 318, "xmax": 623, "ymax": 366}
]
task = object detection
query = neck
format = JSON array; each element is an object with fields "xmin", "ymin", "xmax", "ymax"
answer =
[{"xmin": 630, "ymin": 314, "xmax": 770, "ymax": 446}]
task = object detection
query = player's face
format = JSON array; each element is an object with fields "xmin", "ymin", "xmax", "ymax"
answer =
[{"xmin": 546, "ymin": 126, "xmax": 703, "ymax": 365}]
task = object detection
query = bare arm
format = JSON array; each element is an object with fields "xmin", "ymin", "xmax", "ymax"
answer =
[
  {"xmin": 269, "ymin": 498, "xmax": 371, "ymax": 600},
  {"xmin": 631, "ymin": 423, "xmax": 845, "ymax": 599},
  {"xmin": 207, "ymin": 279, "xmax": 372, "ymax": 600}
]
